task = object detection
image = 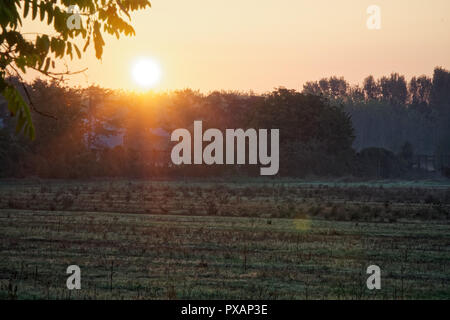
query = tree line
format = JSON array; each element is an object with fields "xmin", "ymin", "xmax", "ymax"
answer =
[
  {"xmin": 304, "ymin": 67, "xmax": 450, "ymax": 156},
  {"xmin": 1, "ymin": 66, "xmax": 449, "ymax": 179}
]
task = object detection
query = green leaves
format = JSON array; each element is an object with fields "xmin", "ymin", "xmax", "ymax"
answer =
[
  {"xmin": 39, "ymin": 2, "xmax": 46, "ymax": 21},
  {"xmin": 23, "ymin": 0, "xmax": 30, "ymax": 18},
  {"xmin": 0, "ymin": 77, "xmax": 35, "ymax": 140},
  {"xmin": 74, "ymin": 44, "xmax": 81, "ymax": 59},
  {"xmin": 50, "ymin": 37, "xmax": 66, "ymax": 58},
  {"xmin": 43, "ymin": 57, "xmax": 51, "ymax": 72},
  {"xmin": 31, "ymin": 0, "xmax": 38, "ymax": 20},
  {"xmin": 93, "ymin": 21, "xmax": 105, "ymax": 59},
  {"xmin": 36, "ymin": 34, "xmax": 50, "ymax": 53},
  {"xmin": 9, "ymin": 1, "xmax": 151, "ymax": 65},
  {"xmin": 0, "ymin": 0, "xmax": 22, "ymax": 29},
  {"xmin": 1, "ymin": 0, "xmax": 152, "ymax": 140}
]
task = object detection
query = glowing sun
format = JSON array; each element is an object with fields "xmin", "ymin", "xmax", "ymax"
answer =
[{"xmin": 131, "ymin": 58, "xmax": 162, "ymax": 88}]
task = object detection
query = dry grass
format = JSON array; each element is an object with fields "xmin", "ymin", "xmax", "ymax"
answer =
[{"xmin": 0, "ymin": 180, "xmax": 449, "ymax": 299}]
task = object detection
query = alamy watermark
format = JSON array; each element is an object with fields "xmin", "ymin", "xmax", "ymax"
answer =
[
  {"xmin": 367, "ymin": 5, "xmax": 381, "ymax": 30},
  {"xmin": 366, "ymin": 265, "xmax": 381, "ymax": 290},
  {"xmin": 64, "ymin": 264, "xmax": 381, "ymax": 291},
  {"xmin": 170, "ymin": 121, "xmax": 279, "ymax": 176},
  {"xmin": 67, "ymin": 5, "xmax": 383, "ymax": 32},
  {"xmin": 66, "ymin": 265, "xmax": 81, "ymax": 290},
  {"xmin": 67, "ymin": 5, "xmax": 81, "ymax": 30}
]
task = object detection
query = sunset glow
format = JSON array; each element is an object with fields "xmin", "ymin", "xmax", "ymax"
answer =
[
  {"xmin": 131, "ymin": 58, "xmax": 162, "ymax": 89},
  {"xmin": 1, "ymin": 0, "xmax": 450, "ymax": 303},
  {"xmin": 18, "ymin": 0, "xmax": 450, "ymax": 92}
]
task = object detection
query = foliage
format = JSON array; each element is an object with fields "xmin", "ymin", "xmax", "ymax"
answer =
[
  {"xmin": 252, "ymin": 88, "xmax": 355, "ymax": 176},
  {"xmin": 306, "ymin": 67, "xmax": 450, "ymax": 157},
  {"xmin": 1, "ymin": 66, "xmax": 450, "ymax": 179},
  {"xmin": 0, "ymin": 0, "xmax": 151, "ymax": 139}
]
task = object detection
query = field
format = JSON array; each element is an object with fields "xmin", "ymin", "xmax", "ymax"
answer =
[{"xmin": 0, "ymin": 179, "xmax": 449, "ymax": 299}]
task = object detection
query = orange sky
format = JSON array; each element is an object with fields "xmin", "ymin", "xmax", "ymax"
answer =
[{"xmin": 21, "ymin": 0, "xmax": 450, "ymax": 93}]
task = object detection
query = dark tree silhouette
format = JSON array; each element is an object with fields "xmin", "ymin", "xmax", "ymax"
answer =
[{"xmin": 0, "ymin": 0, "xmax": 151, "ymax": 139}]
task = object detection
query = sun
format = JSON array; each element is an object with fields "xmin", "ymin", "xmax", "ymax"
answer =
[{"xmin": 131, "ymin": 58, "xmax": 162, "ymax": 88}]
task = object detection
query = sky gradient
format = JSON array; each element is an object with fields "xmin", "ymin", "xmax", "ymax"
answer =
[{"xmin": 21, "ymin": 0, "xmax": 450, "ymax": 93}]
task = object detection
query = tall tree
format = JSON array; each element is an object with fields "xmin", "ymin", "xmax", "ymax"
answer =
[
  {"xmin": 379, "ymin": 73, "xmax": 408, "ymax": 106},
  {"xmin": 430, "ymin": 67, "xmax": 450, "ymax": 111},
  {"xmin": 363, "ymin": 75, "xmax": 380, "ymax": 100},
  {"xmin": 409, "ymin": 75, "xmax": 432, "ymax": 108},
  {"xmin": 253, "ymin": 88, "xmax": 354, "ymax": 175},
  {"xmin": 328, "ymin": 76, "xmax": 348, "ymax": 99},
  {"xmin": 430, "ymin": 67, "xmax": 450, "ymax": 155}
]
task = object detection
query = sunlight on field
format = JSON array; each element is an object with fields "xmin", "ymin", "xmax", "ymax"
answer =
[{"xmin": 293, "ymin": 218, "xmax": 311, "ymax": 232}]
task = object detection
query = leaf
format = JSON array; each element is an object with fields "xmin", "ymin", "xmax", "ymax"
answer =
[
  {"xmin": 42, "ymin": 34, "xmax": 50, "ymax": 52},
  {"xmin": 47, "ymin": 7, "xmax": 53, "ymax": 24},
  {"xmin": 36, "ymin": 34, "xmax": 50, "ymax": 54},
  {"xmin": 39, "ymin": 2, "xmax": 46, "ymax": 21},
  {"xmin": 24, "ymin": 0, "xmax": 30, "ymax": 18},
  {"xmin": 43, "ymin": 57, "xmax": 50, "ymax": 72},
  {"xmin": 31, "ymin": 0, "xmax": 38, "ymax": 20},
  {"xmin": 1, "ymin": 83, "xmax": 35, "ymax": 140},
  {"xmin": 93, "ymin": 21, "xmax": 105, "ymax": 59},
  {"xmin": 66, "ymin": 41, "xmax": 72, "ymax": 59},
  {"xmin": 83, "ymin": 36, "xmax": 90, "ymax": 52},
  {"xmin": 116, "ymin": 0, "xmax": 131, "ymax": 19},
  {"xmin": 74, "ymin": 44, "xmax": 81, "ymax": 59}
]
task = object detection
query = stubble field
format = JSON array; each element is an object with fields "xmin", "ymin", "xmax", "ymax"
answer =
[{"xmin": 0, "ymin": 179, "xmax": 449, "ymax": 299}]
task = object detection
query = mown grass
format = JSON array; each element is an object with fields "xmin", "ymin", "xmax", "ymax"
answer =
[
  {"xmin": 0, "ymin": 213, "xmax": 448, "ymax": 299},
  {"xmin": 0, "ymin": 180, "xmax": 449, "ymax": 299},
  {"xmin": 1, "ymin": 179, "xmax": 449, "ymax": 221}
]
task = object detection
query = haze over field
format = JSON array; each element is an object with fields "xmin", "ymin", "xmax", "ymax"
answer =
[{"xmin": 20, "ymin": 0, "xmax": 450, "ymax": 92}]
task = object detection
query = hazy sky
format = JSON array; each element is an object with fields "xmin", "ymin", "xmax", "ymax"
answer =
[{"xmin": 21, "ymin": 0, "xmax": 450, "ymax": 93}]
